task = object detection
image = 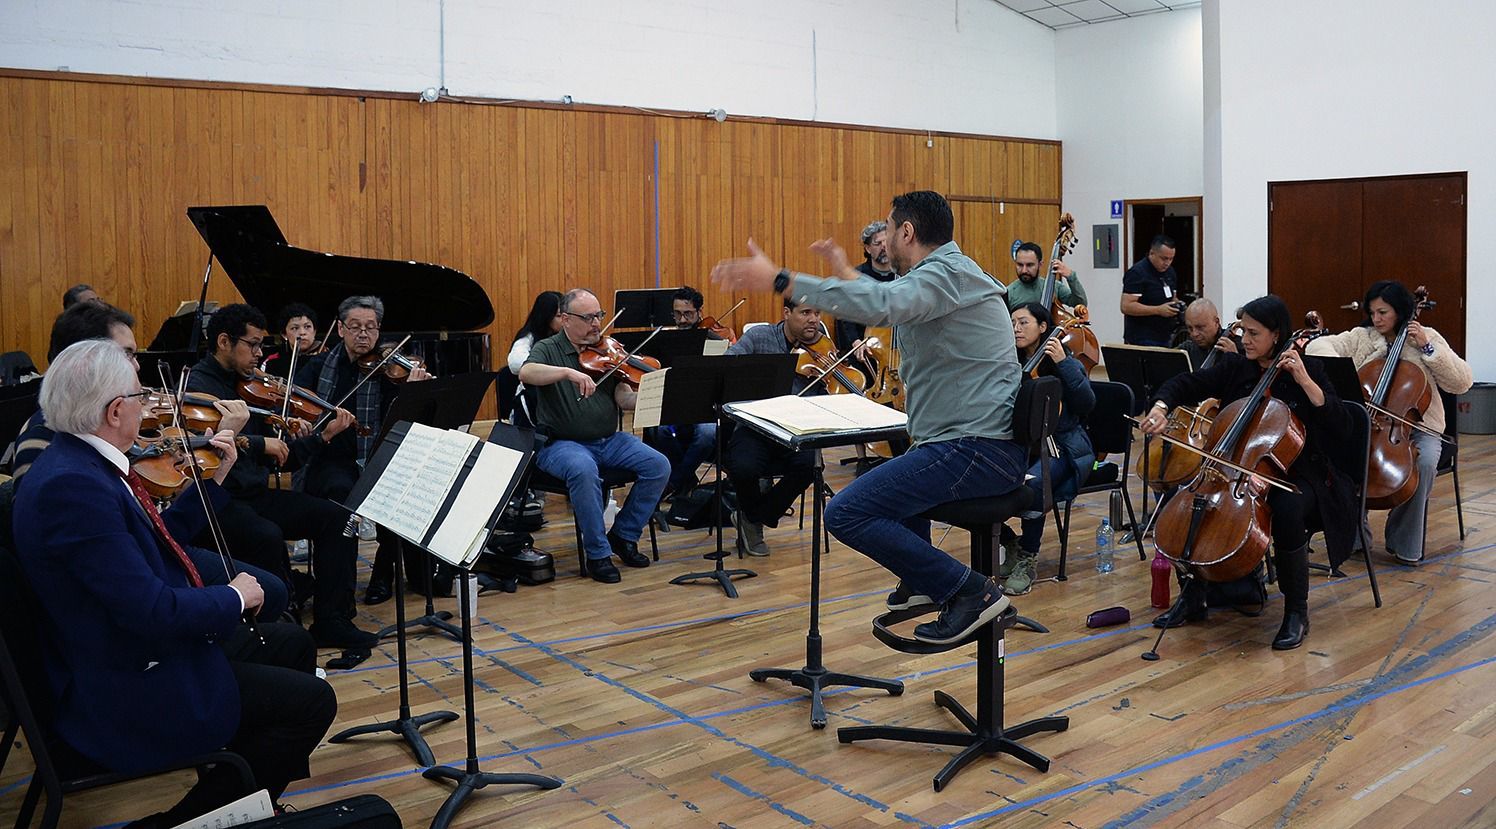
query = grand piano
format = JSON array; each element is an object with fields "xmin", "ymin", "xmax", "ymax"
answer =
[{"xmin": 140, "ymin": 205, "xmax": 493, "ymax": 380}]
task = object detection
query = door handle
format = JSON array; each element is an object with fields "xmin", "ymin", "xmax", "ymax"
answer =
[{"xmin": 1339, "ymin": 301, "xmax": 1360, "ymax": 311}]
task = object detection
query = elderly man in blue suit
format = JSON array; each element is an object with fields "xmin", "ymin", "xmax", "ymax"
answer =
[{"xmin": 12, "ymin": 339, "xmax": 336, "ymax": 825}]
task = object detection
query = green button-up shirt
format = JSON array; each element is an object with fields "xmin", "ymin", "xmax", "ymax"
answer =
[
  {"xmin": 524, "ymin": 332, "xmax": 620, "ymax": 441},
  {"xmin": 791, "ymin": 241, "xmax": 1020, "ymax": 445}
]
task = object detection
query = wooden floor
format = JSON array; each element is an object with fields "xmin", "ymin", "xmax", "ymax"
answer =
[{"xmin": 4, "ymin": 437, "xmax": 1495, "ymax": 829}]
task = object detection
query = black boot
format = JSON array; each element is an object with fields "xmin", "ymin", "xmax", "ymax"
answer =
[
  {"xmin": 1272, "ymin": 544, "xmax": 1310, "ymax": 650},
  {"xmin": 1152, "ymin": 576, "xmax": 1207, "ymax": 628}
]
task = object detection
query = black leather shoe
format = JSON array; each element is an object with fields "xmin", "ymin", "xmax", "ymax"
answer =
[
  {"xmin": 1272, "ymin": 608, "xmax": 1309, "ymax": 650},
  {"xmin": 363, "ymin": 578, "xmax": 392, "ymax": 606},
  {"xmin": 310, "ymin": 620, "xmax": 380, "ymax": 650},
  {"xmin": 587, "ymin": 557, "xmax": 621, "ymax": 584},
  {"xmin": 608, "ymin": 532, "xmax": 651, "ymax": 568},
  {"xmin": 1153, "ymin": 582, "xmax": 1208, "ymax": 628},
  {"xmin": 913, "ymin": 578, "xmax": 1009, "ymax": 644}
]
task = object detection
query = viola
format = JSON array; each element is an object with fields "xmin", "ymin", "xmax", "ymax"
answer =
[
  {"xmin": 1358, "ymin": 286, "xmax": 1435, "ymax": 510},
  {"xmin": 1151, "ymin": 329, "xmax": 1318, "ymax": 583},
  {"xmin": 695, "ymin": 298, "xmax": 746, "ymax": 344},
  {"xmin": 793, "ymin": 325, "xmax": 867, "ymax": 396},
  {"xmin": 578, "ymin": 336, "xmax": 662, "ymax": 389},
  {"xmin": 236, "ymin": 371, "xmax": 371, "ymax": 436},
  {"xmin": 140, "ymin": 389, "xmax": 307, "ymax": 438},
  {"xmin": 1039, "ymin": 213, "xmax": 1100, "ymax": 373},
  {"xmin": 129, "ymin": 427, "xmax": 222, "ymax": 499},
  {"xmin": 357, "ymin": 345, "xmax": 427, "ymax": 383}
]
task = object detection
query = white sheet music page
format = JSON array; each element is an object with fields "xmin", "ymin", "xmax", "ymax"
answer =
[
  {"xmin": 632, "ymin": 366, "xmax": 669, "ymax": 429},
  {"xmin": 702, "ymin": 339, "xmax": 730, "ymax": 356},
  {"xmin": 354, "ymin": 422, "xmax": 477, "ymax": 544},
  {"xmin": 169, "ymin": 789, "xmax": 274, "ymax": 829},
  {"xmin": 730, "ymin": 394, "xmax": 907, "ymax": 435},
  {"xmin": 428, "ymin": 440, "xmax": 526, "ymax": 567}
]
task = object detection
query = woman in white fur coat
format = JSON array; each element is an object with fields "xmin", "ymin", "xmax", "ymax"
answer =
[{"xmin": 1306, "ymin": 280, "xmax": 1473, "ymax": 564}]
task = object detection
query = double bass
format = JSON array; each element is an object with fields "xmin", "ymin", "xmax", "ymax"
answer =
[
  {"xmin": 1359, "ymin": 286, "xmax": 1436, "ymax": 510},
  {"xmin": 1039, "ymin": 213, "xmax": 1101, "ymax": 373}
]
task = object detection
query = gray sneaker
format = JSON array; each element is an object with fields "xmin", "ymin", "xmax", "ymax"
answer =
[
  {"xmin": 996, "ymin": 531, "xmax": 1019, "ymax": 579},
  {"xmin": 733, "ymin": 511, "xmax": 770, "ymax": 556},
  {"xmin": 1002, "ymin": 551, "xmax": 1038, "ymax": 596}
]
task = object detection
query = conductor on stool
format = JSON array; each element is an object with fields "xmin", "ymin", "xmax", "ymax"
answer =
[{"xmin": 714, "ymin": 190, "xmax": 1026, "ymax": 644}]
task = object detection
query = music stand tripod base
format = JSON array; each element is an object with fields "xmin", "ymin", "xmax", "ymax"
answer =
[{"xmin": 377, "ymin": 538, "xmax": 464, "ymax": 643}]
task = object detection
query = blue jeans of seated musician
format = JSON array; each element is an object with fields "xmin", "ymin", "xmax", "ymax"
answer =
[
  {"xmin": 537, "ymin": 432, "xmax": 670, "ymax": 560},
  {"xmin": 650, "ymin": 424, "xmax": 718, "ymax": 493},
  {"xmin": 825, "ymin": 436, "xmax": 1028, "ymax": 605}
]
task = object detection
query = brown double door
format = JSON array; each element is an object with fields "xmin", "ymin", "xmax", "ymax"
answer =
[{"xmin": 1268, "ymin": 172, "xmax": 1466, "ymax": 356}]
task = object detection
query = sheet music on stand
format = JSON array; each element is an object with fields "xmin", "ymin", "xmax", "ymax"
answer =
[
  {"xmin": 724, "ymin": 393, "xmax": 908, "ymax": 443},
  {"xmin": 348, "ymin": 421, "xmax": 527, "ymax": 567}
]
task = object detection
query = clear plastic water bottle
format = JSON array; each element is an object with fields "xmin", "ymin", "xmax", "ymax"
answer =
[{"xmin": 1096, "ymin": 518, "xmax": 1115, "ymax": 574}]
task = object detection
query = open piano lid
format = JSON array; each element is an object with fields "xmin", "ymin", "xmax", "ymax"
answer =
[{"xmin": 187, "ymin": 205, "xmax": 494, "ymax": 332}]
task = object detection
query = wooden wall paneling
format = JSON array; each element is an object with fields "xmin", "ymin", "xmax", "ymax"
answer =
[{"xmin": 727, "ymin": 120, "xmax": 785, "ymax": 328}]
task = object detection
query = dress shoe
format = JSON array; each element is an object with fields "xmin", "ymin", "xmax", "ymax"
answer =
[
  {"xmin": 885, "ymin": 580, "xmax": 934, "ymax": 611},
  {"xmin": 1152, "ymin": 581, "xmax": 1207, "ymax": 628},
  {"xmin": 309, "ymin": 619, "xmax": 380, "ymax": 650},
  {"xmin": 913, "ymin": 577, "xmax": 1009, "ymax": 644},
  {"xmin": 608, "ymin": 532, "xmax": 651, "ymax": 567},
  {"xmin": 1272, "ymin": 608, "xmax": 1309, "ymax": 650},
  {"xmin": 587, "ymin": 557, "xmax": 621, "ymax": 584},
  {"xmin": 362, "ymin": 578, "xmax": 392, "ymax": 606}
]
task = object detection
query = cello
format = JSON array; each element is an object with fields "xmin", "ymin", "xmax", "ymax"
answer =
[
  {"xmin": 1039, "ymin": 213, "xmax": 1101, "ymax": 373},
  {"xmin": 1358, "ymin": 286, "xmax": 1435, "ymax": 510}
]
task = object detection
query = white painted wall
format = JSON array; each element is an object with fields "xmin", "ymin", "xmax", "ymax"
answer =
[
  {"xmin": 0, "ymin": 0, "xmax": 1057, "ymax": 137},
  {"xmin": 1054, "ymin": 8, "xmax": 1204, "ymax": 349},
  {"xmin": 1204, "ymin": 0, "xmax": 1495, "ymax": 378}
]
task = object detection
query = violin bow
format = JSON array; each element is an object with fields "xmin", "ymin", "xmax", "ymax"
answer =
[
  {"xmin": 1364, "ymin": 401, "xmax": 1456, "ymax": 444},
  {"xmin": 579, "ymin": 326, "xmax": 664, "ymax": 401},
  {"xmin": 316, "ymin": 333, "xmax": 413, "ymax": 430},
  {"xmin": 160, "ymin": 364, "xmax": 265, "ymax": 645},
  {"xmin": 1126, "ymin": 416, "xmax": 1301, "ymax": 494}
]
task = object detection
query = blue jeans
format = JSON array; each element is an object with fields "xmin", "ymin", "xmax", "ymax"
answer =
[
  {"xmin": 650, "ymin": 424, "xmax": 718, "ymax": 492},
  {"xmin": 1018, "ymin": 451, "xmax": 1093, "ymax": 553},
  {"xmin": 537, "ymin": 432, "xmax": 670, "ymax": 560},
  {"xmin": 825, "ymin": 436, "xmax": 1028, "ymax": 604}
]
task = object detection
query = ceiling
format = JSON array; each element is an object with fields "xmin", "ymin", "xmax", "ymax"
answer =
[{"xmin": 992, "ymin": 0, "xmax": 1201, "ymax": 30}]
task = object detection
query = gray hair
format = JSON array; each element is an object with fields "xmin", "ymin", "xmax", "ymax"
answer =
[
  {"xmin": 1185, "ymin": 297, "xmax": 1219, "ymax": 319},
  {"xmin": 40, "ymin": 339, "xmax": 137, "ymax": 436},
  {"xmin": 337, "ymin": 295, "xmax": 385, "ymax": 324},
  {"xmin": 860, "ymin": 221, "xmax": 887, "ymax": 245},
  {"xmin": 560, "ymin": 289, "xmax": 596, "ymax": 313}
]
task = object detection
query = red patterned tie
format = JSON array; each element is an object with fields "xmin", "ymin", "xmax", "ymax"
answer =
[{"xmin": 118, "ymin": 467, "xmax": 204, "ymax": 588}]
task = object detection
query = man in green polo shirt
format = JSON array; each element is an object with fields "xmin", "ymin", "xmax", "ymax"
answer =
[
  {"xmin": 519, "ymin": 289, "xmax": 670, "ymax": 584},
  {"xmin": 1004, "ymin": 241, "xmax": 1087, "ymax": 311}
]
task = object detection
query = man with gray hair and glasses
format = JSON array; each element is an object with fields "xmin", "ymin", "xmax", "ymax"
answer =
[{"xmin": 832, "ymin": 219, "xmax": 898, "ymax": 364}]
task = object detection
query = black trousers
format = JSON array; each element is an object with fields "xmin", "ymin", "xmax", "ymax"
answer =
[
  {"xmin": 135, "ymin": 623, "xmax": 336, "ymax": 827},
  {"xmin": 203, "ymin": 490, "xmax": 358, "ymax": 625},
  {"xmin": 723, "ymin": 427, "xmax": 815, "ymax": 528},
  {"xmin": 303, "ymin": 458, "xmax": 412, "ymax": 587}
]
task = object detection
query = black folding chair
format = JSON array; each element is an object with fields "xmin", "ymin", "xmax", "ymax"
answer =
[
  {"xmin": 1052, "ymin": 381, "xmax": 1146, "ymax": 579},
  {"xmin": 1433, "ymin": 388, "xmax": 1465, "ymax": 539}
]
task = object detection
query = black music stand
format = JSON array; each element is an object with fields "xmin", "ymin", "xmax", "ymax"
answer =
[
  {"xmin": 727, "ymin": 403, "xmax": 909, "ymax": 728},
  {"xmin": 370, "ymin": 372, "xmax": 498, "ymax": 643},
  {"xmin": 425, "ymin": 423, "xmax": 563, "ymax": 829},
  {"xmin": 613, "ymin": 289, "xmax": 678, "ymax": 329},
  {"xmin": 613, "ymin": 328, "xmax": 712, "ymax": 365},
  {"xmin": 1101, "ymin": 344, "xmax": 1191, "ymax": 529},
  {"xmin": 665, "ymin": 355, "xmax": 796, "ymax": 598},
  {"xmin": 1313, "ymin": 355, "xmax": 1364, "ymax": 402}
]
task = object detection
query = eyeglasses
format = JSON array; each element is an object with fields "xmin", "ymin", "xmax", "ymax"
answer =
[
  {"xmin": 563, "ymin": 311, "xmax": 608, "ymax": 324},
  {"xmin": 234, "ymin": 337, "xmax": 264, "ymax": 353},
  {"xmin": 113, "ymin": 389, "xmax": 153, "ymax": 405},
  {"xmin": 671, "ymin": 310, "xmax": 699, "ymax": 319},
  {"xmin": 342, "ymin": 323, "xmax": 380, "ymax": 335}
]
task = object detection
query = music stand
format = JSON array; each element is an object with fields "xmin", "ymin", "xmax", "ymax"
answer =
[
  {"xmin": 1313, "ymin": 355, "xmax": 1364, "ymax": 403},
  {"xmin": 726, "ymin": 402, "xmax": 909, "ymax": 728},
  {"xmin": 613, "ymin": 327, "xmax": 712, "ymax": 366},
  {"xmin": 613, "ymin": 289, "xmax": 678, "ymax": 329},
  {"xmin": 1101, "ymin": 344, "xmax": 1192, "ymax": 525},
  {"xmin": 369, "ymin": 372, "xmax": 497, "ymax": 643},
  {"xmin": 663, "ymin": 354, "xmax": 796, "ymax": 598}
]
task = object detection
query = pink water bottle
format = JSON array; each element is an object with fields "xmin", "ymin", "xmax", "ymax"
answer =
[{"xmin": 1150, "ymin": 551, "xmax": 1172, "ymax": 609}]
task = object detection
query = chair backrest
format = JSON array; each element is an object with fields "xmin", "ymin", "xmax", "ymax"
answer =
[
  {"xmin": 496, "ymin": 367, "xmax": 520, "ymax": 421},
  {"xmin": 1012, "ymin": 375, "xmax": 1062, "ymax": 451},
  {"xmin": 1083, "ymin": 381, "xmax": 1135, "ymax": 456},
  {"xmin": 1328, "ymin": 401, "xmax": 1372, "ymax": 489},
  {"xmin": 0, "ymin": 538, "xmax": 68, "ymax": 785},
  {"xmin": 1438, "ymin": 388, "xmax": 1458, "ymax": 472},
  {"xmin": 0, "ymin": 351, "xmax": 37, "ymax": 385}
]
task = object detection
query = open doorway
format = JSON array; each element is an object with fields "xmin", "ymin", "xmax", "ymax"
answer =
[{"xmin": 1125, "ymin": 197, "xmax": 1203, "ymax": 297}]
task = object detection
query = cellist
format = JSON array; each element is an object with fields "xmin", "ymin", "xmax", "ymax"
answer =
[
  {"xmin": 1305, "ymin": 280, "xmax": 1472, "ymax": 565},
  {"xmin": 1140, "ymin": 295, "xmax": 1355, "ymax": 650}
]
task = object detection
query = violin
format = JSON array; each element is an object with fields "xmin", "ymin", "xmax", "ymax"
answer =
[
  {"xmin": 140, "ymin": 389, "xmax": 308, "ymax": 438},
  {"xmin": 1039, "ymin": 213, "xmax": 1101, "ymax": 373},
  {"xmin": 695, "ymin": 298, "xmax": 746, "ymax": 344},
  {"xmin": 578, "ymin": 336, "xmax": 663, "ymax": 389},
  {"xmin": 129, "ymin": 426, "xmax": 222, "ymax": 499},
  {"xmin": 236, "ymin": 371, "xmax": 371, "ymax": 436},
  {"xmin": 1141, "ymin": 319, "xmax": 1243, "ymax": 492},
  {"xmin": 357, "ymin": 345, "xmax": 427, "ymax": 383},
  {"xmin": 793, "ymin": 324, "xmax": 867, "ymax": 396},
  {"xmin": 1358, "ymin": 286, "xmax": 1435, "ymax": 510},
  {"xmin": 1151, "ymin": 328, "xmax": 1320, "ymax": 583}
]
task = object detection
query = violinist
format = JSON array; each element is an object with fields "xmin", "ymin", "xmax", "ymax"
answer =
[
  {"xmin": 1004, "ymin": 241, "xmax": 1082, "ymax": 311},
  {"xmin": 1180, "ymin": 298, "xmax": 1239, "ymax": 370},
  {"xmin": 1140, "ymin": 295, "xmax": 1355, "ymax": 650},
  {"xmin": 1305, "ymin": 280, "xmax": 1472, "ymax": 565},
  {"xmin": 259, "ymin": 302, "xmax": 323, "ymax": 382},
  {"xmin": 649, "ymin": 285, "xmax": 719, "ymax": 497},
  {"xmin": 719, "ymin": 297, "xmax": 825, "ymax": 556},
  {"xmin": 999, "ymin": 303, "xmax": 1095, "ymax": 597},
  {"xmin": 187, "ymin": 303, "xmax": 375, "ymax": 650},
  {"xmin": 12, "ymin": 339, "xmax": 335, "ymax": 825},
  {"xmin": 518, "ymin": 289, "xmax": 669, "ymax": 585},
  {"xmin": 297, "ymin": 296, "xmax": 432, "ymax": 605}
]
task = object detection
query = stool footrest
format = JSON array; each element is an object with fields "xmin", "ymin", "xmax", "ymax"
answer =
[{"xmin": 870, "ymin": 605, "xmax": 1049, "ymax": 654}]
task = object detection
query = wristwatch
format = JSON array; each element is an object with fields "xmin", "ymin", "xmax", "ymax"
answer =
[
  {"xmin": 1420, "ymin": 342, "xmax": 1436, "ymax": 356},
  {"xmin": 773, "ymin": 268, "xmax": 791, "ymax": 294}
]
